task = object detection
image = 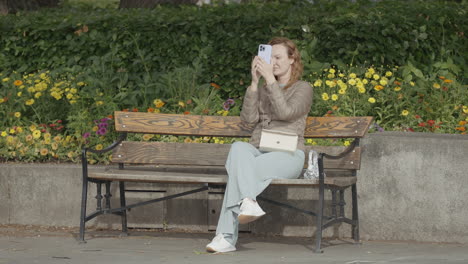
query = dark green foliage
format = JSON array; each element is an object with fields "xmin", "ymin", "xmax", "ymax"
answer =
[{"xmin": 0, "ymin": 0, "xmax": 466, "ymax": 98}]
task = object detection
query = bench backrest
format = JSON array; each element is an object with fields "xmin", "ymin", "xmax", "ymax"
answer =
[{"xmin": 112, "ymin": 111, "xmax": 373, "ymax": 170}]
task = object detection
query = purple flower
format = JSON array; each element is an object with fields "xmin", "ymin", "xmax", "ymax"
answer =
[
  {"xmin": 100, "ymin": 117, "xmax": 110, "ymax": 122},
  {"xmin": 83, "ymin": 132, "xmax": 91, "ymax": 139},
  {"xmin": 98, "ymin": 122, "xmax": 108, "ymax": 128},
  {"xmin": 96, "ymin": 127, "xmax": 107, "ymax": 135},
  {"xmin": 223, "ymin": 102, "xmax": 230, "ymax": 111},
  {"xmin": 226, "ymin": 98, "xmax": 235, "ymax": 105},
  {"xmin": 374, "ymin": 123, "xmax": 385, "ymax": 132}
]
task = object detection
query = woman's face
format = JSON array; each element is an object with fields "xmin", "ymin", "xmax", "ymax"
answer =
[{"xmin": 271, "ymin": 44, "xmax": 294, "ymax": 81}]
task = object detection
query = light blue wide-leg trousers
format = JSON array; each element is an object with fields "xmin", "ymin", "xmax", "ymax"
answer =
[{"xmin": 215, "ymin": 141, "xmax": 305, "ymax": 245}]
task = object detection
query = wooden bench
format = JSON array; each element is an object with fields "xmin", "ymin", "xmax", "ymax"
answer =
[{"xmin": 79, "ymin": 111, "xmax": 373, "ymax": 252}]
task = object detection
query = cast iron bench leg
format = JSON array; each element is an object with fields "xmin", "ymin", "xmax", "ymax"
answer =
[
  {"xmin": 119, "ymin": 181, "xmax": 128, "ymax": 236},
  {"xmin": 79, "ymin": 169, "xmax": 88, "ymax": 243},
  {"xmin": 314, "ymin": 182, "xmax": 325, "ymax": 253},
  {"xmin": 352, "ymin": 184, "xmax": 360, "ymax": 243}
]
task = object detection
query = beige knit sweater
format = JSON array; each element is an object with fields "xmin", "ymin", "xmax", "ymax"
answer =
[{"xmin": 240, "ymin": 80, "xmax": 313, "ymax": 153}]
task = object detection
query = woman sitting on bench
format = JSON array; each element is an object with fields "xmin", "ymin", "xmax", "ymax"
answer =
[{"xmin": 206, "ymin": 37, "xmax": 313, "ymax": 253}]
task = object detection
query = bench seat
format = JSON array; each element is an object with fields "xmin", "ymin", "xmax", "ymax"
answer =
[{"xmin": 89, "ymin": 168, "xmax": 357, "ymax": 187}]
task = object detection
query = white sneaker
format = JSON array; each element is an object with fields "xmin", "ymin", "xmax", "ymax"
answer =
[
  {"xmin": 206, "ymin": 234, "xmax": 236, "ymax": 253},
  {"xmin": 238, "ymin": 198, "xmax": 266, "ymax": 224}
]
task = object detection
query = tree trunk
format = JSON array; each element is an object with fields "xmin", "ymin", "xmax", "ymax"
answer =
[
  {"xmin": 1, "ymin": 0, "xmax": 59, "ymax": 14},
  {"xmin": 37, "ymin": 0, "xmax": 60, "ymax": 7},
  {"xmin": 0, "ymin": 0, "xmax": 8, "ymax": 15},
  {"xmin": 6, "ymin": 0, "xmax": 39, "ymax": 13},
  {"xmin": 119, "ymin": 0, "xmax": 197, "ymax": 8}
]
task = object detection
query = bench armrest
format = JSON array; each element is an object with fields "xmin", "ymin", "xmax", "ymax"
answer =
[
  {"xmin": 321, "ymin": 138, "xmax": 359, "ymax": 160},
  {"xmin": 83, "ymin": 133, "xmax": 127, "ymax": 155}
]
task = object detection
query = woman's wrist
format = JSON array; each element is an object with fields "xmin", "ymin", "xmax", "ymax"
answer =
[
  {"xmin": 249, "ymin": 82, "xmax": 258, "ymax": 92},
  {"xmin": 265, "ymin": 76, "xmax": 276, "ymax": 86}
]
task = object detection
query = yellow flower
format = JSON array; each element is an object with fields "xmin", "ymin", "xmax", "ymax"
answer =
[
  {"xmin": 329, "ymin": 68, "xmax": 336, "ymax": 74},
  {"xmin": 410, "ymin": 81, "xmax": 415, "ymax": 86},
  {"xmin": 358, "ymin": 87, "xmax": 366, "ymax": 94},
  {"xmin": 325, "ymin": 80, "xmax": 336, "ymax": 87},
  {"xmin": 153, "ymin": 108, "xmax": 160, "ymax": 113},
  {"xmin": 51, "ymin": 143, "xmax": 59, "ymax": 150},
  {"xmin": 66, "ymin": 93, "xmax": 73, "ymax": 100},
  {"xmin": 367, "ymin": 68, "xmax": 375, "ymax": 75},
  {"xmin": 331, "ymin": 94, "xmax": 338, "ymax": 101},
  {"xmin": 6, "ymin": 136, "xmax": 15, "ymax": 145},
  {"xmin": 0, "ymin": 98, "xmax": 4, "ymax": 104},
  {"xmin": 77, "ymin": 82, "xmax": 85, "ymax": 86},
  {"xmin": 394, "ymin": 86, "xmax": 402, "ymax": 91},
  {"xmin": 313, "ymin": 80, "xmax": 322, "ymax": 87},
  {"xmin": 40, "ymin": 148, "xmax": 49, "ymax": 156},
  {"xmin": 343, "ymin": 140, "xmax": 350, "ymax": 146},
  {"xmin": 44, "ymin": 133, "xmax": 51, "ymax": 140},
  {"xmin": 16, "ymin": 127, "xmax": 23, "ymax": 133},
  {"xmin": 95, "ymin": 144, "xmax": 103, "ymax": 150},
  {"xmin": 462, "ymin": 106, "xmax": 468, "ymax": 114},
  {"xmin": 327, "ymin": 73, "xmax": 335, "ymax": 79},
  {"xmin": 365, "ymin": 72, "xmax": 372, "ymax": 79},
  {"xmin": 53, "ymin": 136, "xmax": 62, "ymax": 142},
  {"xmin": 184, "ymin": 137, "xmax": 193, "ymax": 143},
  {"xmin": 14, "ymin": 112, "xmax": 21, "ymax": 118},
  {"xmin": 379, "ymin": 79, "xmax": 388, "ymax": 86},
  {"xmin": 368, "ymin": 97, "xmax": 376, "ymax": 103},
  {"xmin": 338, "ymin": 89, "xmax": 346, "ymax": 95},
  {"xmin": 153, "ymin": 99, "xmax": 165, "ymax": 108},
  {"xmin": 433, "ymin": 83, "xmax": 441, "ymax": 89},
  {"xmin": 17, "ymin": 92, "xmax": 22, "ymax": 96},
  {"xmin": 9, "ymin": 128, "xmax": 15, "ymax": 134},
  {"xmin": 178, "ymin": 101, "xmax": 186, "ymax": 108},
  {"xmin": 25, "ymin": 134, "xmax": 33, "ymax": 141},
  {"xmin": 362, "ymin": 79, "xmax": 369, "ymax": 84},
  {"xmin": 25, "ymin": 99, "xmax": 35, "ymax": 106},
  {"xmin": 34, "ymin": 92, "xmax": 42, "ymax": 98},
  {"xmin": 338, "ymin": 83, "xmax": 347, "ymax": 90},
  {"xmin": 385, "ymin": 71, "xmax": 393, "ymax": 77},
  {"xmin": 67, "ymin": 151, "xmax": 75, "ymax": 158},
  {"xmin": 1, "ymin": 131, "xmax": 7, "ymax": 137},
  {"xmin": 374, "ymin": 85, "xmax": 384, "ymax": 91},
  {"xmin": 92, "ymin": 126, "xmax": 99, "ymax": 132},
  {"xmin": 401, "ymin": 110, "xmax": 409, "ymax": 116},
  {"xmin": 306, "ymin": 138, "xmax": 317, "ymax": 145},
  {"xmin": 29, "ymin": 125, "xmax": 37, "ymax": 131},
  {"xmin": 348, "ymin": 79, "xmax": 356, "ymax": 86},
  {"xmin": 142, "ymin": 134, "xmax": 154, "ymax": 141},
  {"xmin": 443, "ymin": 79, "xmax": 453, "ymax": 83},
  {"xmin": 70, "ymin": 88, "xmax": 78, "ymax": 94},
  {"xmin": 14, "ymin": 80, "xmax": 23, "ymax": 86},
  {"xmin": 373, "ymin": 74, "xmax": 380, "ymax": 80},
  {"xmin": 96, "ymin": 101, "xmax": 104, "ymax": 106},
  {"xmin": 338, "ymin": 73, "xmax": 345, "ymax": 78},
  {"xmin": 349, "ymin": 73, "xmax": 357, "ymax": 79},
  {"xmin": 321, "ymin": 93, "xmax": 329, "ymax": 101},
  {"xmin": 2, "ymin": 77, "xmax": 10, "ymax": 82}
]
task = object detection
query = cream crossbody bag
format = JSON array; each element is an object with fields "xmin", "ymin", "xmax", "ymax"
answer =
[{"xmin": 258, "ymin": 100, "xmax": 298, "ymax": 154}]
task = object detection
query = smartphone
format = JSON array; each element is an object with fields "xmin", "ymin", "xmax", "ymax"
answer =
[{"xmin": 258, "ymin": 44, "xmax": 272, "ymax": 64}]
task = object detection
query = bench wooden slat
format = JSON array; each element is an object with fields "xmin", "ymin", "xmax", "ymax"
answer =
[
  {"xmin": 111, "ymin": 141, "xmax": 361, "ymax": 170},
  {"xmin": 114, "ymin": 112, "xmax": 373, "ymax": 138},
  {"xmin": 89, "ymin": 169, "xmax": 357, "ymax": 187}
]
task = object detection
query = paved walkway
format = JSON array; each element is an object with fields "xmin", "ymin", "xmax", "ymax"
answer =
[{"xmin": 0, "ymin": 227, "xmax": 467, "ymax": 264}]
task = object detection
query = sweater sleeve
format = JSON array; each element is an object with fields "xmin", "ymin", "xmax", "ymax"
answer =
[
  {"xmin": 240, "ymin": 86, "xmax": 260, "ymax": 124},
  {"xmin": 266, "ymin": 81, "xmax": 313, "ymax": 121}
]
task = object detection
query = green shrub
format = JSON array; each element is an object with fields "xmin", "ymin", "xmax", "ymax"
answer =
[{"xmin": 0, "ymin": 0, "xmax": 466, "ymax": 97}]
